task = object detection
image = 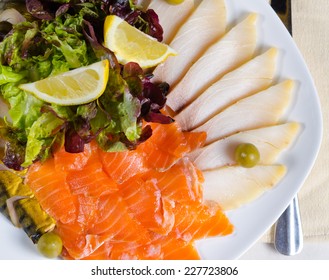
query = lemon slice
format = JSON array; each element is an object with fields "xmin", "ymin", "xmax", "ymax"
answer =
[
  {"xmin": 19, "ymin": 60, "xmax": 109, "ymax": 106},
  {"xmin": 103, "ymin": 15, "xmax": 177, "ymax": 68}
]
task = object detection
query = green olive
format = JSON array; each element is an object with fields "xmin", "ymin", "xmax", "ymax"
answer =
[
  {"xmin": 234, "ymin": 143, "xmax": 260, "ymax": 168},
  {"xmin": 165, "ymin": 0, "xmax": 185, "ymax": 5},
  {"xmin": 37, "ymin": 232, "xmax": 63, "ymax": 258}
]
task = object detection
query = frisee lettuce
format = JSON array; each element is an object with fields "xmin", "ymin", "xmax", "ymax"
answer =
[{"xmin": 22, "ymin": 112, "xmax": 65, "ymax": 167}]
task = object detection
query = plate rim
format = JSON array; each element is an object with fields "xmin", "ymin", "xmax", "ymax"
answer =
[{"xmin": 0, "ymin": 0, "xmax": 324, "ymax": 260}]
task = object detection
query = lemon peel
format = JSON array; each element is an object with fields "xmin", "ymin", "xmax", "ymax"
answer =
[
  {"xmin": 19, "ymin": 60, "xmax": 109, "ymax": 106},
  {"xmin": 103, "ymin": 15, "xmax": 177, "ymax": 69}
]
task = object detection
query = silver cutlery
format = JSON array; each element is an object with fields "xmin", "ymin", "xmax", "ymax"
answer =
[{"xmin": 270, "ymin": 0, "xmax": 303, "ymax": 256}]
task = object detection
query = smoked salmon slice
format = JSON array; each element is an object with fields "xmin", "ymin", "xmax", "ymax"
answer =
[
  {"xmin": 109, "ymin": 238, "xmax": 162, "ymax": 260},
  {"xmin": 182, "ymin": 131, "xmax": 207, "ymax": 152},
  {"xmin": 119, "ymin": 176, "xmax": 175, "ymax": 235},
  {"xmin": 80, "ymin": 242, "xmax": 113, "ymax": 260},
  {"xmin": 99, "ymin": 149, "xmax": 148, "ymax": 184},
  {"xmin": 56, "ymin": 220, "xmax": 109, "ymax": 259},
  {"xmin": 106, "ymin": 231, "xmax": 200, "ymax": 260},
  {"xmin": 157, "ymin": 236, "xmax": 200, "ymax": 260},
  {"xmin": 66, "ymin": 153, "xmax": 118, "ymax": 197},
  {"xmin": 137, "ymin": 122, "xmax": 206, "ymax": 171},
  {"xmin": 26, "ymin": 159, "xmax": 76, "ymax": 224},
  {"xmin": 73, "ymin": 195, "xmax": 98, "ymax": 227},
  {"xmin": 88, "ymin": 192, "xmax": 151, "ymax": 243},
  {"xmin": 142, "ymin": 122, "xmax": 190, "ymax": 157},
  {"xmin": 109, "ymin": 233, "xmax": 200, "ymax": 260},
  {"xmin": 53, "ymin": 143, "xmax": 93, "ymax": 172},
  {"xmin": 136, "ymin": 122, "xmax": 187, "ymax": 171},
  {"xmin": 170, "ymin": 201, "xmax": 233, "ymax": 242},
  {"xmin": 143, "ymin": 158, "xmax": 204, "ymax": 204}
]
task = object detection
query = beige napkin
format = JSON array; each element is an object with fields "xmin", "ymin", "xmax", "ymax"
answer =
[{"xmin": 262, "ymin": 0, "xmax": 329, "ymax": 243}]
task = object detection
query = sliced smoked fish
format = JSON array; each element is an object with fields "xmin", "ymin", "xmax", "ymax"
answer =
[
  {"xmin": 119, "ymin": 176, "xmax": 175, "ymax": 235},
  {"xmin": 143, "ymin": 158, "xmax": 204, "ymax": 204},
  {"xmin": 147, "ymin": 0, "xmax": 197, "ymax": 44},
  {"xmin": 89, "ymin": 192, "xmax": 151, "ymax": 243},
  {"xmin": 175, "ymin": 48, "xmax": 278, "ymax": 130},
  {"xmin": 66, "ymin": 151, "xmax": 118, "ymax": 197},
  {"xmin": 79, "ymin": 242, "xmax": 113, "ymax": 260},
  {"xmin": 159, "ymin": 237, "xmax": 200, "ymax": 260},
  {"xmin": 182, "ymin": 131, "xmax": 207, "ymax": 152},
  {"xmin": 109, "ymin": 232, "xmax": 199, "ymax": 260},
  {"xmin": 144, "ymin": 233, "xmax": 200, "ymax": 260},
  {"xmin": 170, "ymin": 201, "xmax": 233, "ymax": 242},
  {"xmin": 189, "ymin": 122, "xmax": 300, "ymax": 171},
  {"xmin": 55, "ymin": 220, "xmax": 108, "ymax": 259},
  {"xmin": 137, "ymin": 123, "xmax": 206, "ymax": 171},
  {"xmin": 99, "ymin": 149, "xmax": 148, "ymax": 184},
  {"xmin": 166, "ymin": 13, "xmax": 258, "ymax": 112},
  {"xmin": 203, "ymin": 165, "xmax": 287, "ymax": 210},
  {"xmin": 25, "ymin": 159, "xmax": 76, "ymax": 224},
  {"xmin": 137, "ymin": 122, "xmax": 190, "ymax": 171},
  {"xmin": 53, "ymin": 142, "xmax": 94, "ymax": 172},
  {"xmin": 193, "ymin": 80, "xmax": 295, "ymax": 145},
  {"xmin": 152, "ymin": 0, "xmax": 227, "ymax": 86}
]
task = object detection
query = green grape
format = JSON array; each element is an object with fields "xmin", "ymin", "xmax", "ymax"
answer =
[
  {"xmin": 234, "ymin": 143, "xmax": 260, "ymax": 168},
  {"xmin": 165, "ymin": 0, "xmax": 185, "ymax": 5},
  {"xmin": 37, "ymin": 232, "xmax": 63, "ymax": 259}
]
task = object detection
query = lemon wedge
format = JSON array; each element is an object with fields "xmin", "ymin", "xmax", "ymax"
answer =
[
  {"xmin": 103, "ymin": 15, "xmax": 177, "ymax": 68},
  {"xmin": 19, "ymin": 60, "xmax": 109, "ymax": 106}
]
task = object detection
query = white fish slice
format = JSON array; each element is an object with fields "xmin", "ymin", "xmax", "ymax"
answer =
[
  {"xmin": 175, "ymin": 48, "xmax": 278, "ymax": 131},
  {"xmin": 193, "ymin": 80, "xmax": 295, "ymax": 145},
  {"xmin": 203, "ymin": 165, "xmax": 287, "ymax": 210},
  {"xmin": 152, "ymin": 0, "xmax": 227, "ymax": 85},
  {"xmin": 147, "ymin": 0, "xmax": 197, "ymax": 44},
  {"xmin": 189, "ymin": 122, "xmax": 300, "ymax": 171},
  {"xmin": 166, "ymin": 13, "xmax": 258, "ymax": 112}
]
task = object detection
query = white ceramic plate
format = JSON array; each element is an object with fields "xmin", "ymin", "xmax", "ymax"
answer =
[
  {"xmin": 0, "ymin": 0, "xmax": 323, "ymax": 260},
  {"xmin": 195, "ymin": 0, "xmax": 323, "ymax": 259}
]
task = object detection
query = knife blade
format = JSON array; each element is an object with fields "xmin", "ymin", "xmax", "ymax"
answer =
[{"xmin": 270, "ymin": 0, "xmax": 303, "ymax": 256}]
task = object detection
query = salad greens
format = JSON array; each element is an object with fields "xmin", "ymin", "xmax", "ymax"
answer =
[{"xmin": 0, "ymin": 0, "xmax": 172, "ymax": 170}]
